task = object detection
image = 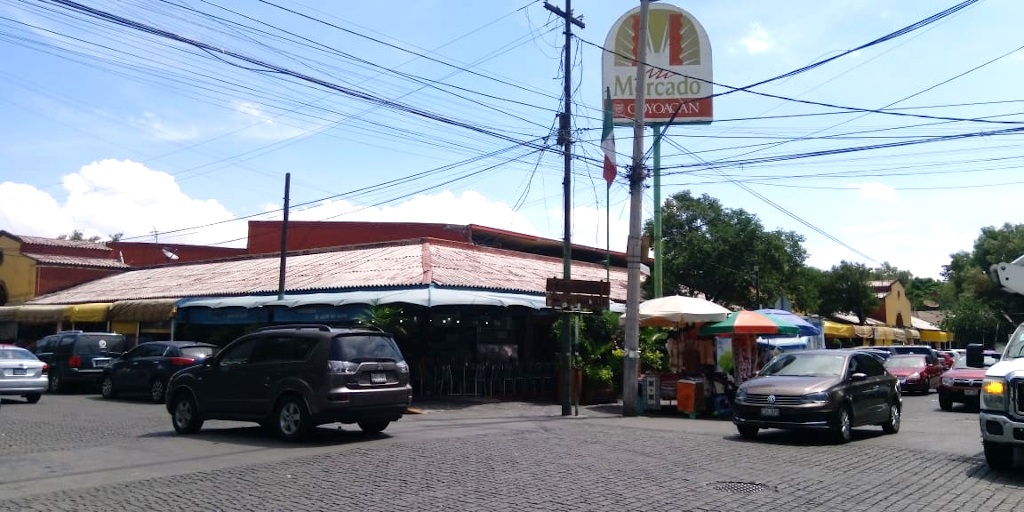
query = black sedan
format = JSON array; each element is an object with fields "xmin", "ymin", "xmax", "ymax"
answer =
[
  {"xmin": 101, "ymin": 341, "xmax": 218, "ymax": 402},
  {"xmin": 732, "ymin": 349, "xmax": 902, "ymax": 443}
]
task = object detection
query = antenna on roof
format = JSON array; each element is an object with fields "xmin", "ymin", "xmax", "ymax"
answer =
[
  {"xmin": 150, "ymin": 227, "xmax": 159, "ymax": 243},
  {"xmin": 161, "ymin": 248, "xmax": 179, "ymax": 261}
]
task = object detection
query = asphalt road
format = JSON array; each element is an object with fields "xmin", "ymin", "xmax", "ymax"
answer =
[{"xmin": 0, "ymin": 390, "xmax": 1021, "ymax": 511}]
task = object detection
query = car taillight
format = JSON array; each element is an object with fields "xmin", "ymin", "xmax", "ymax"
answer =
[
  {"xmin": 169, "ymin": 357, "xmax": 196, "ymax": 366},
  {"xmin": 41, "ymin": 363, "xmax": 48, "ymax": 374},
  {"xmin": 68, "ymin": 355, "xmax": 81, "ymax": 368}
]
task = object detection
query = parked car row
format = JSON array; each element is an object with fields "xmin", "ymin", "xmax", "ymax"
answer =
[
  {"xmin": 18, "ymin": 324, "xmax": 414, "ymax": 442},
  {"xmin": 732, "ymin": 344, "xmax": 978, "ymax": 444}
]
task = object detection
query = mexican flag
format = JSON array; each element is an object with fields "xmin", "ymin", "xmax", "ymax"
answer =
[{"xmin": 601, "ymin": 87, "xmax": 616, "ymax": 188}]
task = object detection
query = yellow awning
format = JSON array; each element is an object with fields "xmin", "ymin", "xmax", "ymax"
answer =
[
  {"xmin": 854, "ymin": 325, "xmax": 874, "ymax": 339},
  {"xmin": 16, "ymin": 305, "xmax": 67, "ymax": 324},
  {"xmin": 64, "ymin": 303, "xmax": 111, "ymax": 323},
  {"xmin": 920, "ymin": 330, "xmax": 952, "ymax": 343},
  {"xmin": 874, "ymin": 326, "xmax": 895, "ymax": 342},
  {"xmin": 823, "ymin": 321, "xmax": 854, "ymax": 338},
  {"xmin": 109, "ymin": 299, "xmax": 178, "ymax": 322}
]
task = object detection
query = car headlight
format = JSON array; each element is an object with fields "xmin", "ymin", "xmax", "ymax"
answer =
[
  {"xmin": 735, "ymin": 389, "xmax": 747, "ymax": 403},
  {"xmin": 801, "ymin": 391, "xmax": 831, "ymax": 404},
  {"xmin": 982, "ymin": 377, "xmax": 1007, "ymax": 411},
  {"xmin": 907, "ymin": 372, "xmax": 920, "ymax": 381},
  {"xmin": 941, "ymin": 377, "xmax": 953, "ymax": 386}
]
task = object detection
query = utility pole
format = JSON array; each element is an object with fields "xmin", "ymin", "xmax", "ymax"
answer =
[
  {"xmin": 623, "ymin": 0, "xmax": 652, "ymax": 417},
  {"xmin": 277, "ymin": 172, "xmax": 291, "ymax": 300},
  {"xmin": 544, "ymin": 0, "xmax": 584, "ymax": 417}
]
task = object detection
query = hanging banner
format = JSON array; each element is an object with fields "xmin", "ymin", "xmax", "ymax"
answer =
[{"xmin": 602, "ymin": 3, "xmax": 713, "ymax": 125}]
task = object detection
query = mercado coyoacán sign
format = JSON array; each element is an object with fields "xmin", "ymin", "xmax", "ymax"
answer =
[{"xmin": 602, "ymin": 3, "xmax": 713, "ymax": 125}]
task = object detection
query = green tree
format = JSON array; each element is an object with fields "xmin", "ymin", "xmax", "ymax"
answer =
[
  {"xmin": 57, "ymin": 229, "xmax": 101, "ymax": 242},
  {"xmin": 109, "ymin": 232, "xmax": 124, "ymax": 242},
  {"xmin": 818, "ymin": 261, "xmax": 879, "ymax": 324},
  {"xmin": 646, "ymin": 191, "xmax": 808, "ymax": 308},
  {"xmin": 357, "ymin": 301, "xmax": 408, "ymax": 336}
]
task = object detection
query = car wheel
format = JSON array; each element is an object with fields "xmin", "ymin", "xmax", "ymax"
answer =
[
  {"xmin": 170, "ymin": 393, "xmax": 204, "ymax": 434},
  {"xmin": 24, "ymin": 393, "xmax": 41, "ymax": 404},
  {"xmin": 101, "ymin": 376, "xmax": 116, "ymax": 399},
  {"xmin": 357, "ymin": 420, "xmax": 390, "ymax": 434},
  {"xmin": 882, "ymin": 401, "xmax": 900, "ymax": 434},
  {"xmin": 984, "ymin": 441, "xmax": 1014, "ymax": 470},
  {"xmin": 48, "ymin": 372, "xmax": 63, "ymax": 394},
  {"xmin": 149, "ymin": 379, "xmax": 166, "ymax": 403},
  {"xmin": 938, "ymin": 394, "xmax": 952, "ymax": 412},
  {"xmin": 736, "ymin": 425, "xmax": 759, "ymax": 439},
  {"xmin": 273, "ymin": 396, "xmax": 310, "ymax": 442},
  {"xmin": 832, "ymin": 406, "xmax": 852, "ymax": 444}
]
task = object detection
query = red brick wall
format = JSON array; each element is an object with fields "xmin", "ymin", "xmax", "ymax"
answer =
[
  {"xmin": 36, "ymin": 266, "xmax": 125, "ymax": 296},
  {"xmin": 246, "ymin": 221, "xmax": 471, "ymax": 254},
  {"xmin": 109, "ymin": 242, "xmax": 247, "ymax": 266}
]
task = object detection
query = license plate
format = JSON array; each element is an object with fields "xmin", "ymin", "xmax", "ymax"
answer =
[
  {"xmin": 370, "ymin": 372, "xmax": 386, "ymax": 384},
  {"xmin": 93, "ymin": 360, "xmax": 109, "ymax": 368},
  {"xmin": 965, "ymin": 389, "xmax": 979, "ymax": 396},
  {"xmin": 12, "ymin": 368, "xmax": 26, "ymax": 376},
  {"xmin": 761, "ymin": 407, "xmax": 779, "ymax": 417}
]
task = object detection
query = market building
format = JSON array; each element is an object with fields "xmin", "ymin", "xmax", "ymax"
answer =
[{"xmin": 0, "ymin": 222, "xmax": 633, "ymax": 400}]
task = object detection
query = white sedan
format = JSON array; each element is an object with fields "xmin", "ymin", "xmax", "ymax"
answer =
[{"xmin": 0, "ymin": 346, "xmax": 48, "ymax": 403}]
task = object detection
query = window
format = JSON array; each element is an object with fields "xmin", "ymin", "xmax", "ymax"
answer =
[
  {"xmin": 137, "ymin": 343, "xmax": 166, "ymax": 358},
  {"xmin": 35, "ymin": 336, "xmax": 55, "ymax": 353},
  {"xmin": 218, "ymin": 337, "xmax": 258, "ymax": 368},
  {"xmin": 330, "ymin": 334, "xmax": 403, "ymax": 363},
  {"xmin": 56, "ymin": 335, "xmax": 76, "ymax": 355},
  {"xmin": 855, "ymin": 354, "xmax": 886, "ymax": 377},
  {"xmin": 250, "ymin": 335, "xmax": 317, "ymax": 364},
  {"xmin": 179, "ymin": 346, "xmax": 216, "ymax": 359},
  {"xmin": 74, "ymin": 334, "xmax": 126, "ymax": 355}
]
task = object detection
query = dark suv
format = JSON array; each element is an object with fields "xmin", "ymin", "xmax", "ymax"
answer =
[
  {"xmin": 33, "ymin": 331, "xmax": 127, "ymax": 393},
  {"xmin": 165, "ymin": 324, "xmax": 413, "ymax": 441}
]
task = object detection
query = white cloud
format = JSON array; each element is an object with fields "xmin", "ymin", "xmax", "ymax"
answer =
[
  {"xmin": 739, "ymin": 23, "xmax": 775, "ymax": 55},
  {"xmin": 850, "ymin": 182, "xmax": 898, "ymax": 202},
  {"xmin": 0, "ymin": 159, "xmax": 240, "ymax": 245},
  {"xmin": 232, "ymin": 101, "xmax": 307, "ymax": 140},
  {"xmin": 129, "ymin": 112, "xmax": 198, "ymax": 141},
  {"xmin": 1, "ymin": 161, "xmax": 631, "ymax": 257}
]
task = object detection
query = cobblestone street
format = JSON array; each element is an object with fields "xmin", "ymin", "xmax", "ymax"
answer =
[{"xmin": 0, "ymin": 393, "xmax": 1022, "ymax": 511}]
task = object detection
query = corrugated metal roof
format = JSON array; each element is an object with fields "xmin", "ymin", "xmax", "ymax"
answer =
[
  {"xmin": 17, "ymin": 235, "xmax": 113, "ymax": 251},
  {"xmin": 28, "ymin": 239, "xmax": 631, "ymax": 304},
  {"xmin": 24, "ymin": 253, "xmax": 129, "ymax": 269}
]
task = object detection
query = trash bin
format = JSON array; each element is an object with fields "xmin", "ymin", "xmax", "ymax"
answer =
[{"xmin": 676, "ymin": 379, "xmax": 706, "ymax": 417}]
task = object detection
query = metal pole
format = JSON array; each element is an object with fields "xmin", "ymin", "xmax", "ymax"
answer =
[
  {"xmin": 277, "ymin": 173, "xmax": 291, "ymax": 301},
  {"xmin": 653, "ymin": 123, "xmax": 663, "ymax": 298},
  {"xmin": 623, "ymin": 0, "xmax": 651, "ymax": 417},
  {"xmin": 544, "ymin": 0, "xmax": 584, "ymax": 417}
]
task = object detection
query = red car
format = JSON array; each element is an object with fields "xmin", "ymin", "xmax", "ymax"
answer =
[
  {"xmin": 883, "ymin": 354, "xmax": 945, "ymax": 394},
  {"xmin": 937, "ymin": 350, "xmax": 1001, "ymax": 411}
]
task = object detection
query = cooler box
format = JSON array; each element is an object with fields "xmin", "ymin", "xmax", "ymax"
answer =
[{"xmin": 676, "ymin": 379, "xmax": 706, "ymax": 416}]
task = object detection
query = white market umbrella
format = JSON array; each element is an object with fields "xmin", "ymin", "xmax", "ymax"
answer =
[{"xmin": 633, "ymin": 295, "xmax": 731, "ymax": 328}]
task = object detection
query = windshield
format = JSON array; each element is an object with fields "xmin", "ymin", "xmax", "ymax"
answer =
[
  {"xmin": 1004, "ymin": 323, "xmax": 1024, "ymax": 360},
  {"xmin": 330, "ymin": 334, "xmax": 404, "ymax": 363},
  {"xmin": 0, "ymin": 347, "xmax": 38, "ymax": 360},
  {"xmin": 758, "ymin": 353, "xmax": 846, "ymax": 377},
  {"xmin": 180, "ymin": 346, "xmax": 216, "ymax": 359},
  {"xmin": 885, "ymin": 355, "xmax": 926, "ymax": 369},
  {"xmin": 953, "ymin": 355, "xmax": 999, "ymax": 369}
]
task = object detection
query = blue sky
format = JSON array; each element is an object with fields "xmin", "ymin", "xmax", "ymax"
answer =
[{"xmin": 0, "ymin": 0, "xmax": 1022, "ymax": 280}]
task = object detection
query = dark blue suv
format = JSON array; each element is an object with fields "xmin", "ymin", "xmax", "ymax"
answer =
[
  {"xmin": 101, "ymin": 340, "xmax": 219, "ymax": 403},
  {"xmin": 33, "ymin": 331, "xmax": 127, "ymax": 393}
]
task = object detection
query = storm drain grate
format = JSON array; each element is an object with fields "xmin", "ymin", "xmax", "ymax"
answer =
[{"xmin": 705, "ymin": 481, "xmax": 772, "ymax": 494}]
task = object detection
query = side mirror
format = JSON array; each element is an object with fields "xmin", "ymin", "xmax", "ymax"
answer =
[
  {"xmin": 850, "ymin": 372, "xmax": 868, "ymax": 381},
  {"xmin": 966, "ymin": 344, "xmax": 985, "ymax": 368}
]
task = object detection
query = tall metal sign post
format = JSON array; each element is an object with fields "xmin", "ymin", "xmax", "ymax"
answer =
[{"xmin": 602, "ymin": 2, "xmax": 713, "ymax": 416}]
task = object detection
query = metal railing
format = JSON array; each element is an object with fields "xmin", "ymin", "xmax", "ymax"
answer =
[{"xmin": 413, "ymin": 362, "xmax": 560, "ymax": 400}]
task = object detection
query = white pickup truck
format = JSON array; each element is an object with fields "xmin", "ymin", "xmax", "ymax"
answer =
[{"xmin": 979, "ymin": 257, "xmax": 1024, "ymax": 469}]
